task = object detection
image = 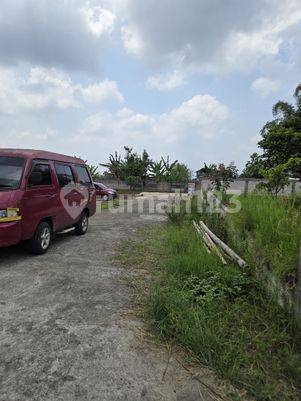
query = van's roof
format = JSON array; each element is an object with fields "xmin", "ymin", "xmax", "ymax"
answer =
[{"xmin": 0, "ymin": 149, "xmax": 85, "ymax": 164}]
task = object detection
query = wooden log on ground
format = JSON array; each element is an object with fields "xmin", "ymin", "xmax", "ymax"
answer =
[
  {"xmin": 202, "ymin": 229, "xmax": 227, "ymax": 265},
  {"xmin": 194, "ymin": 221, "xmax": 227, "ymax": 265},
  {"xmin": 193, "ymin": 221, "xmax": 211, "ymax": 254},
  {"xmin": 199, "ymin": 220, "xmax": 247, "ymax": 268}
]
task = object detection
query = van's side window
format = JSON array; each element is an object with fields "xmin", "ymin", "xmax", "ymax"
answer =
[
  {"xmin": 28, "ymin": 164, "xmax": 52, "ymax": 186},
  {"xmin": 75, "ymin": 165, "xmax": 91, "ymax": 186},
  {"xmin": 55, "ymin": 164, "xmax": 75, "ymax": 188}
]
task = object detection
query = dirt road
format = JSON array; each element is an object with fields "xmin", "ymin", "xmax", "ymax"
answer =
[{"xmin": 0, "ymin": 200, "xmax": 214, "ymax": 401}]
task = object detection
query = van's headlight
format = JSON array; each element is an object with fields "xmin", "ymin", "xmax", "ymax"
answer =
[
  {"xmin": 0, "ymin": 208, "xmax": 21, "ymax": 221},
  {"xmin": 0, "ymin": 210, "xmax": 7, "ymax": 218}
]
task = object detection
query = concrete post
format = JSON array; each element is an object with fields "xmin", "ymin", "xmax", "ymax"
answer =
[{"xmin": 243, "ymin": 179, "xmax": 249, "ymax": 197}]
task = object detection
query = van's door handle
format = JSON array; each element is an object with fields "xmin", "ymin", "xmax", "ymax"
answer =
[{"xmin": 49, "ymin": 193, "xmax": 57, "ymax": 198}]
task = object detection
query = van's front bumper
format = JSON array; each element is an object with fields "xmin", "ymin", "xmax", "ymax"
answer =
[{"xmin": 0, "ymin": 221, "xmax": 22, "ymax": 248}]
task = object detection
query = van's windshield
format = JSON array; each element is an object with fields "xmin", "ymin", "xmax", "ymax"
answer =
[{"xmin": 0, "ymin": 156, "xmax": 25, "ymax": 190}]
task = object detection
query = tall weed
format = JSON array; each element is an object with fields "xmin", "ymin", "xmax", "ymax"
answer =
[{"xmin": 228, "ymin": 195, "xmax": 301, "ymax": 281}]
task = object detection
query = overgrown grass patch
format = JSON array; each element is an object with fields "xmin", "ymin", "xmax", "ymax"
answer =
[
  {"xmin": 118, "ymin": 222, "xmax": 301, "ymax": 401},
  {"xmin": 181, "ymin": 193, "xmax": 301, "ymax": 283},
  {"xmin": 225, "ymin": 195, "xmax": 301, "ymax": 282}
]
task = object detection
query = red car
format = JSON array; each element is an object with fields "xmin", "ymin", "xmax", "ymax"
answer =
[
  {"xmin": 0, "ymin": 149, "xmax": 96, "ymax": 254},
  {"xmin": 93, "ymin": 182, "xmax": 117, "ymax": 201}
]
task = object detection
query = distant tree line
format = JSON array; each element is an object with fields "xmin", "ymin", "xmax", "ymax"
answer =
[
  {"xmin": 86, "ymin": 85, "xmax": 301, "ymax": 195},
  {"xmin": 87, "ymin": 146, "xmax": 191, "ymax": 189},
  {"xmin": 197, "ymin": 84, "xmax": 301, "ymax": 195}
]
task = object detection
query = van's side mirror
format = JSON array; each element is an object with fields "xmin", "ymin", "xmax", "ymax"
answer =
[{"xmin": 28, "ymin": 171, "xmax": 43, "ymax": 186}]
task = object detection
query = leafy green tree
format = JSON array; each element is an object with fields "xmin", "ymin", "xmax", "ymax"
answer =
[
  {"xmin": 259, "ymin": 126, "xmax": 301, "ymax": 170},
  {"xmin": 196, "ymin": 163, "xmax": 212, "ymax": 179},
  {"xmin": 241, "ymin": 153, "xmax": 265, "ymax": 178},
  {"xmin": 207, "ymin": 162, "xmax": 238, "ymax": 192},
  {"xmin": 100, "ymin": 148, "xmax": 189, "ymax": 187},
  {"xmin": 167, "ymin": 162, "xmax": 191, "ymax": 184},
  {"xmin": 257, "ymin": 84, "xmax": 301, "ymax": 173},
  {"xmin": 257, "ymin": 157, "xmax": 301, "ymax": 196},
  {"xmin": 122, "ymin": 147, "xmax": 151, "ymax": 189}
]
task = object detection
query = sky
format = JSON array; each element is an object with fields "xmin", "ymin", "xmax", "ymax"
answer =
[{"xmin": 0, "ymin": 0, "xmax": 301, "ymax": 173}]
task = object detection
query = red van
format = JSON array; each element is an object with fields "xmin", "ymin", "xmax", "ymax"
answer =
[{"xmin": 0, "ymin": 149, "xmax": 96, "ymax": 254}]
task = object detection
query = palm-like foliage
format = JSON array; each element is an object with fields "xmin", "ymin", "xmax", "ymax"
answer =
[
  {"xmin": 149, "ymin": 156, "xmax": 179, "ymax": 182},
  {"xmin": 86, "ymin": 164, "xmax": 100, "ymax": 180},
  {"xmin": 161, "ymin": 156, "xmax": 178, "ymax": 173},
  {"xmin": 100, "ymin": 149, "xmax": 188, "ymax": 186},
  {"xmin": 149, "ymin": 160, "xmax": 165, "ymax": 182},
  {"xmin": 99, "ymin": 151, "xmax": 124, "ymax": 181}
]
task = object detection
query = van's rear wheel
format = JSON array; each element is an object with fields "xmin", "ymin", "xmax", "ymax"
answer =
[
  {"xmin": 30, "ymin": 222, "xmax": 52, "ymax": 254},
  {"xmin": 75, "ymin": 212, "xmax": 89, "ymax": 235}
]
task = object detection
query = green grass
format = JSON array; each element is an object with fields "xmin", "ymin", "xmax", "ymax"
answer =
[
  {"xmin": 225, "ymin": 194, "xmax": 301, "ymax": 282},
  {"xmin": 118, "ymin": 222, "xmax": 301, "ymax": 401},
  {"xmin": 176, "ymin": 193, "xmax": 301, "ymax": 283},
  {"xmin": 99, "ymin": 199, "xmax": 120, "ymax": 210}
]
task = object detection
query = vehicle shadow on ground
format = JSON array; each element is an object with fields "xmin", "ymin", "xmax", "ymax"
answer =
[
  {"xmin": 0, "ymin": 230, "xmax": 77, "ymax": 266},
  {"xmin": 0, "ymin": 241, "xmax": 30, "ymax": 261}
]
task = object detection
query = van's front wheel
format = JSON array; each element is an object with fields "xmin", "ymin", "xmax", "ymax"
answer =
[
  {"xmin": 75, "ymin": 212, "xmax": 89, "ymax": 235},
  {"xmin": 30, "ymin": 222, "xmax": 52, "ymax": 254}
]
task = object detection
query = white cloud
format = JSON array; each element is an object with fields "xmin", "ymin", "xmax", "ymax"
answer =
[
  {"xmin": 81, "ymin": 107, "xmax": 154, "ymax": 140},
  {"xmin": 147, "ymin": 70, "xmax": 185, "ymax": 91},
  {"xmin": 0, "ymin": 66, "xmax": 124, "ymax": 114},
  {"xmin": 221, "ymin": 2, "xmax": 301, "ymax": 73},
  {"xmin": 0, "ymin": 128, "xmax": 57, "ymax": 148},
  {"xmin": 17, "ymin": 128, "xmax": 56, "ymax": 141},
  {"xmin": 116, "ymin": 0, "xmax": 301, "ymax": 75},
  {"xmin": 81, "ymin": 4, "xmax": 116, "ymax": 37},
  {"xmin": 28, "ymin": 67, "xmax": 78, "ymax": 109},
  {"xmin": 153, "ymin": 95, "xmax": 229, "ymax": 142},
  {"xmin": 0, "ymin": 0, "xmax": 117, "ymax": 72},
  {"xmin": 81, "ymin": 80, "xmax": 124, "ymax": 103},
  {"xmin": 121, "ymin": 25, "xmax": 144, "ymax": 55},
  {"xmin": 222, "ymin": 31, "xmax": 281, "ymax": 73},
  {"xmin": 80, "ymin": 94, "xmax": 229, "ymax": 143},
  {"xmin": 0, "ymin": 67, "xmax": 48, "ymax": 113},
  {"xmin": 251, "ymin": 77, "xmax": 281, "ymax": 97}
]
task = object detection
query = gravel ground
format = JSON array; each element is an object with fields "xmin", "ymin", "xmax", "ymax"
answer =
[{"xmin": 0, "ymin": 199, "xmax": 216, "ymax": 401}]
